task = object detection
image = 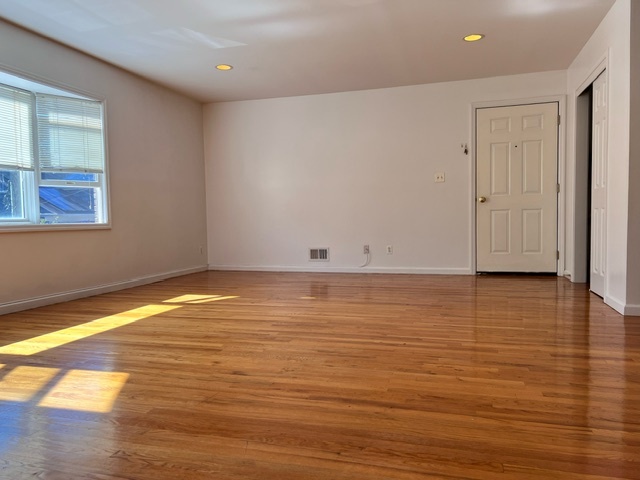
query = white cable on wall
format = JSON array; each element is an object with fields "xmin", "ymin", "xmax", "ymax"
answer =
[{"xmin": 359, "ymin": 252, "xmax": 371, "ymax": 268}]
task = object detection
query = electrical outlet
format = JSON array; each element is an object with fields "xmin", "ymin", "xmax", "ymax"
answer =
[
  {"xmin": 434, "ymin": 172, "xmax": 445, "ymax": 183},
  {"xmin": 363, "ymin": 245, "xmax": 370, "ymax": 254},
  {"xmin": 386, "ymin": 245, "xmax": 393, "ymax": 255}
]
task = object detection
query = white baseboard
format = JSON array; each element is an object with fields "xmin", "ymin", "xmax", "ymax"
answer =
[
  {"xmin": 607, "ymin": 297, "xmax": 640, "ymax": 316},
  {"xmin": 623, "ymin": 304, "xmax": 640, "ymax": 316},
  {"xmin": 208, "ymin": 264, "xmax": 472, "ymax": 275},
  {"xmin": 0, "ymin": 265, "xmax": 208, "ymax": 316},
  {"xmin": 605, "ymin": 295, "xmax": 625, "ymax": 315}
]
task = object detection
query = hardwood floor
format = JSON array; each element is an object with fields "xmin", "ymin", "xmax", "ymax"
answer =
[{"xmin": 1, "ymin": 271, "xmax": 639, "ymax": 479}]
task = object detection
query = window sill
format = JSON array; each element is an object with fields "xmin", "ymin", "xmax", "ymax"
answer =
[{"xmin": 0, "ymin": 223, "xmax": 112, "ymax": 233}]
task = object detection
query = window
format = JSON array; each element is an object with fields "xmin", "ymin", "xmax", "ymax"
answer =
[{"xmin": 0, "ymin": 75, "xmax": 108, "ymax": 229}]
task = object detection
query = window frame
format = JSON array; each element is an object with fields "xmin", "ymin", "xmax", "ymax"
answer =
[{"xmin": 0, "ymin": 68, "xmax": 111, "ymax": 232}]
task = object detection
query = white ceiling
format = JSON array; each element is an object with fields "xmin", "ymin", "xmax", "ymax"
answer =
[{"xmin": 0, "ymin": 0, "xmax": 616, "ymax": 103}]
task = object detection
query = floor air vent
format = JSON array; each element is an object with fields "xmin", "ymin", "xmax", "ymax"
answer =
[{"xmin": 309, "ymin": 248, "xmax": 330, "ymax": 262}]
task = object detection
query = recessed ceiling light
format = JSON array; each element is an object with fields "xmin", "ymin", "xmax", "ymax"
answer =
[
  {"xmin": 216, "ymin": 64, "xmax": 233, "ymax": 71},
  {"xmin": 463, "ymin": 34, "xmax": 485, "ymax": 42}
]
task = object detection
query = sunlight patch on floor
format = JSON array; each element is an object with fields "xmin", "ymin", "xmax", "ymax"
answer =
[
  {"xmin": 0, "ymin": 305, "xmax": 180, "ymax": 356},
  {"xmin": 0, "ymin": 364, "xmax": 128, "ymax": 413},
  {"xmin": 38, "ymin": 370, "xmax": 129, "ymax": 413},
  {"xmin": 0, "ymin": 365, "xmax": 60, "ymax": 402},
  {"xmin": 0, "ymin": 295, "xmax": 239, "ymax": 412},
  {"xmin": 163, "ymin": 294, "xmax": 239, "ymax": 304}
]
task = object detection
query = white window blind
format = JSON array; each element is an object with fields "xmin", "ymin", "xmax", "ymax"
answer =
[
  {"xmin": 0, "ymin": 84, "xmax": 33, "ymax": 171},
  {"xmin": 36, "ymin": 94, "xmax": 105, "ymax": 173}
]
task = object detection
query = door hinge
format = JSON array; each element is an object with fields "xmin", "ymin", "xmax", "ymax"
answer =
[
  {"xmin": 557, "ymin": 251, "xmax": 560, "ymax": 260},
  {"xmin": 558, "ymin": 114, "xmax": 561, "ymax": 126},
  {"xmin": 557, "ymin": 183, "xmax": 560, "ymax": 193}
]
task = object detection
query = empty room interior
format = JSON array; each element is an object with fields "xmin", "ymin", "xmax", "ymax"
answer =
[{"xmin": 1, "ymin": 1, "xmax": 639, "ymax": 479}]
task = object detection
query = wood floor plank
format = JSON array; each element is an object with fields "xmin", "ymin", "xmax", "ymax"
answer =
[{"xmin": 1, "ymin": 272, "xmax": 639, "ymax": 479}]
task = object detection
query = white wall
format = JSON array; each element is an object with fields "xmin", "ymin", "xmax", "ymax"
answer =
[
  {"xmin": 565, "ymin": 0, "xmax": 631, "ymax": 313},
  {"xmin": 627, "ymin": 2, "xmax": 640, "ymax": 314},
  {"xmin": 0, "ymin": 21, "xmax": 208, "ymax": 313},
  {"xmin": 204, "ymin": 71, "xmax": 566, "ymax": 273}
]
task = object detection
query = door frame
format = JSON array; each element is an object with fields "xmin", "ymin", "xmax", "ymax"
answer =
[{"xmin": 470, "ymin": 95, "xmax": 566, "ymax": 275}]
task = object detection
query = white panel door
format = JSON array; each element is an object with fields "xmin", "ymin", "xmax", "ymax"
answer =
[
  {"xmin": 476, "ymin": 103, "xmax": 558, "ymax": 272},
  {"xmin": 590, "ymin": 72, "xmax": 607, "ymax": 297}
]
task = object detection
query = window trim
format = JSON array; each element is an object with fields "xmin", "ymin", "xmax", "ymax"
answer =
[{"xmin": 0, "ymin": 65, "xmax": 111, "ymax": 232}]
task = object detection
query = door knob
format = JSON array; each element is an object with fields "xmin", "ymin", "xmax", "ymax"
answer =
[{"xmin": 478, "ymin": 196, "xmax": 487, "ymax": 203}]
